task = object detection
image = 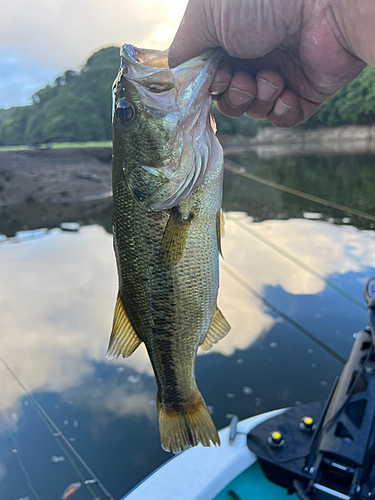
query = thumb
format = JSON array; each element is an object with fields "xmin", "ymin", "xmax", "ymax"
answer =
[{"xmin": 168, "ymin": 0, "xmax": 219, "ymax": 68}]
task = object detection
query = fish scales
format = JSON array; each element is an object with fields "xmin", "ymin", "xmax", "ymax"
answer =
[{"xmin": 108, "ymin": 44, "xmax": 231, "ymax": 453}]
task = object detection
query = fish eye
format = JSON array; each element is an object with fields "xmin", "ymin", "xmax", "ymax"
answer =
[{"xmin": 115, "ymin": 98, "xmax": 135, "ymax": 125}]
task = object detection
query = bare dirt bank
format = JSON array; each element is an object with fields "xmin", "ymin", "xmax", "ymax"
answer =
[
  {"xmin": 0, "ymin": 147, "xmax": 113, "ymax": 236},
  {"xmin": 0, "ymin": 147, "xmax": 112, "ymax": 207}
]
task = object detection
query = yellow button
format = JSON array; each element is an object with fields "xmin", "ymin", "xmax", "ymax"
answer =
[
  {"xmin": 303, "ymin": 417, "xmax": 313, "ymax": 426},
  {"xmin": 268, "ymin": 431, "xmax": 283, "ymax": 446}
]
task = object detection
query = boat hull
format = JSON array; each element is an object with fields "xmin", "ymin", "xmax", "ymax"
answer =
[{"xmin": 123, "ymin": 409, "xmax": 289, "ymax": 500}]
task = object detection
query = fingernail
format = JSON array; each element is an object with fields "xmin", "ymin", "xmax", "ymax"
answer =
[
  {"xmin": 228, "ymin": 88, "xmax": 254, "ymax": 107},
  {"xmin": 210, "ymin": 83, "xmax": 228, "ymax": 95},
  {"xmin": 257, "ymin": 78, "xmax": 278, "ymax": 101},
  {"xmin": 274, "ymin": 97, "xmax": 291, "ymax": 116}
]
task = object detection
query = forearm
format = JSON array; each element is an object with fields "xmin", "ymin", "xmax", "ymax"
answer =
[{"xmin": 330, "ymin": 0, "xmax": 375, "ymax": 66}]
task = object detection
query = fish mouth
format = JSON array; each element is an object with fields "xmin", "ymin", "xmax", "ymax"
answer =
[
  {"xmin": 121, "ymin": 43, "xmax": 221, "ymax": 71},
  {"xmin": 121, "ymin": 45, "xmax": 169, "ymax": 69},
  {"xmin": 119, "ymin": 44, "xmax": 222, "ymax": 98}
]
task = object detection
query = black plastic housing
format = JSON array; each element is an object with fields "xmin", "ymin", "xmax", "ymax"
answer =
[{"xmin": 247, "ymin": 328, "xmax": 375, "ymax": 500}]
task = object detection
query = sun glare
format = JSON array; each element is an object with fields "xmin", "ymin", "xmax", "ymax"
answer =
[{"xmin": 153, "ymin": 25, "xmax": 175, "ymax": 42}]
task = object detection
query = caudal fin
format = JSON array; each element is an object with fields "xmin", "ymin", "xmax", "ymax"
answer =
[{"xmin": 157, "ymin": 389, "xmax": 220, "ymax": 454}]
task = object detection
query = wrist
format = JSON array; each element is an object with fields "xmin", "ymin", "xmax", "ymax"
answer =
[{"xmin": 329, "ymin": 0, "xmax": 375, "ymax": 66}]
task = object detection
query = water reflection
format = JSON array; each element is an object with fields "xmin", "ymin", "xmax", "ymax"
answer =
[
  {"xmin": 0, "ymin": 153, "xmax": 374, "ymax": 499},
  {"xmin": 223, "ymin": 153, "xmax": 375, "ymax": 229},
  {"xmin": 1, "ymin": 218, "xmax": 372, "ymax": 422}
]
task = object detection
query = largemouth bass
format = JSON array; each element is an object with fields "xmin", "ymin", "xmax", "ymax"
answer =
[{"xmin": 108, "ymin": 44, "xmax": 230, "ymax": 453}]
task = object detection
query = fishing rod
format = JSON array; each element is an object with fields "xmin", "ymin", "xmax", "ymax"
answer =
[
  {"xmin": 224, "ymin": 163, "xmax": 375, "ymax": 223},
  {"xmin": 7, "ymin": 431, "xmax": 43, "ymax": 500},
  {"xmin": 0, "ymin": 355, "xmax": 115, "ymax": 500},
  {"xmin": 226, "ymin": 215, "xmax": 367, "ymax": 311},
  {"xmin": 221, "ymin": 262, "xmax": 346, "ymax": 365}
]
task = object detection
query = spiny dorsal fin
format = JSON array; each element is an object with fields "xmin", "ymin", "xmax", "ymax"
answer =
[
  {"xmin": 200, "ymin": 306, "xmax": 231, "ymax": 352},
  {"xmin": 160, "ymin": 207, "xmax": 193, "ymax": 265},
  {"xmin": 216, "ymin": 209, "xmax": 224, "ymax": 258},
  {"xmin": 107, "ymin": 293, "xmax": 142, "ymax": 359}
]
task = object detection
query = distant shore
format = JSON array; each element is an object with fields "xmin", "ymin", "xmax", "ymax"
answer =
[
  {"xmin": 1, "ymin": 124, "xmax": 375, "ymax": 209},
  {"xmin": 219, "ymin": 124, "xmax": 375, "ymax": 159}
]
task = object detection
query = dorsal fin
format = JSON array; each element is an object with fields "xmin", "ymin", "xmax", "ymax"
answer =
[
  {"xmin": 107, "ymin": 292, "xmax": 142, "ymax": 359},
  {"xmin": 200, "ymin": 306, "xmax": 231, "ymax": 352},
  {"xmin": 216, "ymin": 209, "xmax": 224, "ymax": 258}
]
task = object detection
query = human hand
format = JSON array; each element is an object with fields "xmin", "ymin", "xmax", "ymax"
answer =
[{"xmin": 168, "ymin": 0, "xmax": 372, "ymax": 128}]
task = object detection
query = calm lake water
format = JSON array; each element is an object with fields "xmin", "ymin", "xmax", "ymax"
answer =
[{"xmin": 1, "ymin": 151, "xmax": 375, "ymax": 500}]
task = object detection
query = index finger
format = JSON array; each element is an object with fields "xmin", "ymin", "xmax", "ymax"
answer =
[{"xmin": 168, "ymin": 0, "xmax": 219, "ymax": 68}]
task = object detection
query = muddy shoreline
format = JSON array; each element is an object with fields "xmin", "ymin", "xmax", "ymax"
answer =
[
  {"xmin": 0, "ymin": 147, "xmax": 113, "ymax": 236},
  {"xmin": 2, "ymin": 125, "xmax": 375, "ymax": 207},
  {"xmin": 0, "ymin": 147, "xmax": 112, "ymax": 207},
  {"xmin": 1, "ymin": 126, "xmax": 375, "ymax": 236}
]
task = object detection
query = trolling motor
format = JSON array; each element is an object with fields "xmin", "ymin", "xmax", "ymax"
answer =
[{"xmin": 247, "ymin": 278, "xmax": 375, "ymax": 500}]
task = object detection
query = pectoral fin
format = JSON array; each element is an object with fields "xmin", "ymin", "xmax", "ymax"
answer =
[
  {"xmin": 107, "ymin": 293, "xmax": 142, "ymax": 359},
  {"xmin": 216, "ymin": 209, "xmax": 224, "ymax": 258},
  {"xmin": 200, "ymin": 306, "xmax": 231, "ymax": 352},
  {"xmin": 160, "ymin": 207, "xmax": 193, "ymax": 265}
]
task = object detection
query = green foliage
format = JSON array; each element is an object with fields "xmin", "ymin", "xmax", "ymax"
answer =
[
  {"xmin": 255, "ymin": 65, "xmax": 375, "ymax": 130},
  {"xmin": 1, "ymin": 48, "xmax": 374, "ymax": 145},
  {"xmin": 0, "ymin": 46, "xmax": 121, "ymax": 146},
  {"xmin": 0, "ymin": 43, "xmax": 257, "ymax": 146},
  {"xmin": 303, "ymin": 65, "xmax": 375, "ymax": 128},
  {"xmin": 212, "ymin": 106, "xmax": 257, "ymax": 136},
  {"xmin": 0, "ymin": 106, "xmax": 33, "ymax": 145}
]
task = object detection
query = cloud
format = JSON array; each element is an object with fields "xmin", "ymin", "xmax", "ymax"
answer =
[
  {"xmin": 70, "ymin": 381, "xmax": 157, "ymax": 424},
  {"xmin": 0, "ymin": 0, "xmax": 188, "ymax": 107},
  {"xmin": 0, "ymin": 218, "xmax": 374, "ymax": 422},
  {"xmin": 222, "ymin": 215, "xmax": 375, "ymax": 296}
]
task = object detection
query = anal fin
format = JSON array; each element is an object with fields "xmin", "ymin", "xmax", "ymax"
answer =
[
  {"xmin": 200, "ymin": 306, "xmax": 231, "ymax": 352},
  {"xmin": 107, "ymin": 292, "xmax": 142, "ymax": 359}
]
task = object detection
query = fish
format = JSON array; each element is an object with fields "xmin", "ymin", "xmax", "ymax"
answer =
[
  {"xmin": 61, "ymin": 482, "xmax": 81, "ymax": 500},
  {"xmin": 108, "ymin": 44, "xmax": 231, "ymax": 453}
]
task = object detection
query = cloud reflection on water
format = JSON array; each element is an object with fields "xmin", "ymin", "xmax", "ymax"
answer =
[{"xmin": 0, "ymin": 218, "xmax": 374, "ymax": 422}]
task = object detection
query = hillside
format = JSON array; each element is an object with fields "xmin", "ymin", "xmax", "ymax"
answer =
[
  {"xmin": 0, "ymin": 47, "xmax": 374, "ymax": 146},
  {"xmin": 0, "ymin": 47, "xmax": 256, "ymax": 146}
]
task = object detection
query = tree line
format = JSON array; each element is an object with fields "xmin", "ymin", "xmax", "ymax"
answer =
[{"xmin": 0, "ymin": 46, "xmax": 374, "ymax": 146}]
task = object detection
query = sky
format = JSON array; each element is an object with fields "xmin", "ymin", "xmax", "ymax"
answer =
[{"xmin": 0, "ymin": 0, "xmax": 188, "ymax": 109}]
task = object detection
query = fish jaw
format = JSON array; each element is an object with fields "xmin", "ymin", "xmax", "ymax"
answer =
[
  {"xmin": 113, "ymin": 44, "xmax": 223, "ymax": 211},
  {"xmin": 120, "ymin": 44, "xmax": 222, "ymax": 130}
]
